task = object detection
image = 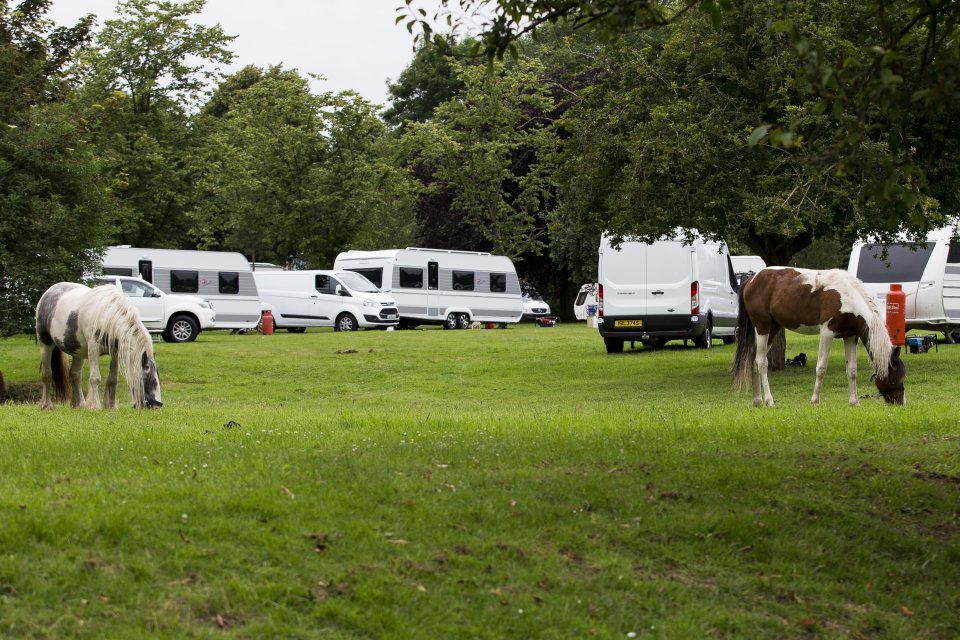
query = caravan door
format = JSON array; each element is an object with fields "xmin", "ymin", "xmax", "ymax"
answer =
[{"xmin": 426, "ymin": 261, "xmax": 440, "ymax": 319}]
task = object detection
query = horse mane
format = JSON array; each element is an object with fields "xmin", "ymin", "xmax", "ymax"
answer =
[
  {"xmin": 84, "ymin": 285, "xmax": 154, "ymax": 406},
  {"xmin": 844, "ymin": 272, "xmax": 892, "ymax": 379}
]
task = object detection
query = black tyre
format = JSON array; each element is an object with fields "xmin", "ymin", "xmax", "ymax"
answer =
[
  {"xmin": 456, "ymin": 313, "xmax": 471, "ymax": 329},
  {"xmin": 722, "ymin": 335, "xmax": 736, "ymax": 345},
  {"xmin": 444, "ymin": 312, "xmax": 458, "ymax": 330},
  {"xmin": 604, "ymin": 337, "xmax": 625, "ymax": 354},
  {"xmin": 695, "ymin": 322, "xmax": 713, "ymax": 349},
  {"xmin": 164, "ymin": 315, "xmax": 199, "ymax": 343},
  {"xmin": 335, "ymin": 313, "xmax": 358, "ymax": 332}
]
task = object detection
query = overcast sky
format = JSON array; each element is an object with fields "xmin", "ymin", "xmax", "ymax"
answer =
[{"xmin": 47, "ymin": 0, "xmax": 448, "ymax": 108}]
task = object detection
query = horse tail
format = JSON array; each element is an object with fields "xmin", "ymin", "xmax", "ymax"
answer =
[
  {"xmin": 731, "ymin": 274, "xmax": 757, "ymax": 390},
  {"xmin": 49, "ymin": 346, "xmax": 71, "ymax": 402}
]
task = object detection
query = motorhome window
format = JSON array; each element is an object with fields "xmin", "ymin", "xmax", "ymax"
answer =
[
  {"xmin": 170, "ymin": 270, "xmax": 199, "ymax": 293},
  {"xmin": 315, "ymin": 274, "xmax": 333, "ymax": 294},
  {"xmin": 452, "ymin": 271, "xmax": 475, "ymax": 291},
  {"xmin": 104, "ymin": 267, "xmax": 133, "ymax": 276},
  {"xmin": 348, "ymin": 268, "xmax": 383, "ymax": 289},
  {"xmin": 948, "ymin": 242, "xmax": 960, "ymax": 264},
  {"xmin": 856, "ymin": 243, "xmax": 934, "ymax": 283},
  {"xmin": 490, "ymin": 273, "xmax": 506, "ymax": 293},
  {"xmin": 399, "ymin": 267, "xmax": 423, "ymax": 288},
  {"xmin": 428, "ymin": 262, "xmax": 438, "ymax": 290},
  {"xmin": 219, "ymin": 271, "xmax": 239, "ymax": 294}
]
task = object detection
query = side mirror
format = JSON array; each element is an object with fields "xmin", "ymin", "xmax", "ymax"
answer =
[
  {"xmin": 151, "ymin": 291, "xmax": 162, "ymax": 298},
  {"xmin": 335, "ymin": 284, "xmax": 343, "ymax": 296}
]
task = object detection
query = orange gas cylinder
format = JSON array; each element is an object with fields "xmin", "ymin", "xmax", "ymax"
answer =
[
  {"xmin": 885, "ymin": 284, "xmax": 906, "ymax": 346},
  {"xmin": 261, "ymin": 310, "xmax": 275, "ymax": 335}
]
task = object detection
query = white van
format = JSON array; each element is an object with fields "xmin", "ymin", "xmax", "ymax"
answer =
[
  {"xmin": 597, "ymin": 233, "xmax": 739, "ymax": 353},
  {"xmin": 847, "ymin": 226, "xmax": 960, "ymax": 342},
  {"xmin": 100, "ymin": 246, "xmax": 260, "ymax": 332},
  {"xmin": 252, "ymin": 270, "xmax": 399, "ymax": 332},
  {"xmin": 333, "ymin": 248, "xmax": 523, "ymax": 329}
]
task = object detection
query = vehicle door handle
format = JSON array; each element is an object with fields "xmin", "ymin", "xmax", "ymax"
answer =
[{"xmin": 651, "ymin": 290, "xmax": 665, "ymax": 295}]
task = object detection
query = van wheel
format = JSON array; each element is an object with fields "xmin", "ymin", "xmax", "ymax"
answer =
[
  {"xmin": 164, "ymin": 315, "xmax": 198, "ymax": 343},
  {"xmin": 603, "ymin": 337, "xmax": 624, "ymax": 354},
  {"xmin": 335, "ymin": 313, "xmax": 358, "ymax": 332},
  {"xmin": 444, "ymin": 313, "xmax": 458, "ymax": 330},
  {"xmin": 456, "ymin": 313, "xmax": 471, "ymax": 329},
  {"xmin": 695, "ymin": 323, "xmax": 713, "ymax": 349}
]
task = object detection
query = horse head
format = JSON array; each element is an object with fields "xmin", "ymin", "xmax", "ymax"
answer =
[
  {"xmin": 874, "ymin": 347, "xmax": 906, "ymax": 405},
  {"xmin": 139, "ymin": 351, "xmax": 163, "ymax": 409}
]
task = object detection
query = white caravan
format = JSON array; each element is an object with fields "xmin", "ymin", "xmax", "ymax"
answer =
[
  {"xmin": 573, "ymin": 283, "xmax": 599, "ymax": 321},
  {"xmin": 597, "ymin": 233, "xmax": 739, "ymax": 353},
  {"xmin": 100, "ymin": 246, "xmax": 260, "ymax": 331},
  {"xmin": 847, "ymin": 226, "xmax": 960, "ymax": 342},
  {"xmin": 253, "ymin": 270, "xmax": 400, "ymax": 332},
  {"xmin": 333, "ymin": 248, "xmax": 524, "ymax": 329}
]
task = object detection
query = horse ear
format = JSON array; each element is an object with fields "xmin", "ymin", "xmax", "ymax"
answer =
[{"xmin": 141, "ymin": 351, "xmax": 148, "ymax": 367}]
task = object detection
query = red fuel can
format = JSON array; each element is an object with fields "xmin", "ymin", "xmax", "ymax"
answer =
[{"xmin": 885, "ymin": 284, "xmax": 906, "ymax": 346}]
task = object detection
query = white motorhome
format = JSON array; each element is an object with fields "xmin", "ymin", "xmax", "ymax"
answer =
[
  {"xmin": 573, "ymin": 283, "xmax": 598, "ymax": 321},
  {"xmin": 847, "ymin": 226, "xmax": 960, "ymax": 342},
  {"xmin": 100, "ymin": 246, "xmax": 260, "ymax": 331},
  {"xmin": 333, "ymin": 248, "xmax": 524, "ymax": 329},
  {"xmin": 597, "ymin": 233, "xmax": 739, "ymax": 353},
  {"xmin": 253, "ymin": 270, "xmax": 399, "ymax": 332}
]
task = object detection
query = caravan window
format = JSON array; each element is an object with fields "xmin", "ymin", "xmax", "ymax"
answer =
[
  {"xmin": 490, "ymin": 273, "xmax": 506, "ymax": 293},
  {"xmin": 948, "ymin": 243, "xmax": 960, "ymax": 264},
  {"xmin": 219, "ymin": 272, "xmax": 239, "ymax": 294},
  {"xmin": 856, "ymin": 243, "xmax": 934, "ymax": 283},
  {"xmin": 104, "ymin": 267, "xmax": 133, "ymax": 277},
  {"xmin": 399, "ymin": 267, "xmax": 423, "ymax": 289},
  {"xmin": 348, "ymin": 268, "xmax": 383, "ymax": 289},
  {"xmin": 452, "ymin": 271, "xmax": 475, "ymax": 291},
  {"xmin": 170, "ymin": 270, "xmax": 199, "ymax": 293}
]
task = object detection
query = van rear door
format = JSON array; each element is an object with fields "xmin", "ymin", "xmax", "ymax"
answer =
[
  {"xmin": 644, "ymin": 241, "xmax": 693, "ymax": 320},
  {"xmin": 600, "ymin": 240, "xmax": 646, "ymax": 322}
]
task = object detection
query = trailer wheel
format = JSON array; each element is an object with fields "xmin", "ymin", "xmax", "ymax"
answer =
[
  {"xmin": 444, "ymin": 312, "xmax": 458, "ymax": 330},
  {"xmin": 335, "ymin": 313, "xmax": 358, "ymax": 332},
  {"xmin": 456, "ymin": 313, "xmax": 471, "ymax": 330},
  {"xmin": 164, "ymin": 315, "xmax": 199, "ymax": 343}
]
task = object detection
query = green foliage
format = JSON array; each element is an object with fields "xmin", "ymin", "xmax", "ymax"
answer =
[
  {"xmin": 0, "ymin": 0, "xmax": 112, "ymax": 336},
  {"xmin": 0, "ymin": 327, "xmax": 957, "ymax": 636},
  {"xmin": 189, "ymin": 66, "xmax": 418, "ymax": 266},
  {"xmin": 400, "ymin": 58, "xmax": 555, "ymax": 259},
  {"xmin": 382, "ymin": 39, "xmax": 470, "ymax": 128}
]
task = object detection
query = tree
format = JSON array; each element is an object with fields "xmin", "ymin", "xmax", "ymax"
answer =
[
  {"xmin": 400, "ymin": 58, "xmax": 555, "ymax": 259},
  {"xmin": 402, "ymin": 0, "xmax": 960, "ymax": 241},
  {"xmin": 189, "ymin": 66, "xmax": 417, "ymax": 267},
  {"xmin": 0, "ymin": 0, "xmax": 113, "ymax": 336},
  {"xmin": 382, "ymin": 39, "xmax": 470, "ymax": 129},
  {"xmin": 73, "ymin": 0, "xmax": 235, "ymax": 247}
]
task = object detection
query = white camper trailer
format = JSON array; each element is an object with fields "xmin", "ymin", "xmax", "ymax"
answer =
[
  {"xmin": 847, "ymin": 226, "xmax": 960, "ymax": 342},
  {"xmin": 333, "ymin": 248, "xmax": 524, "ymax": 329},
  {"xmin": 730, "ymin": 255, "xmax": 767, "ymax": 286},
  {"xmin": 100, "ymin": 246, "xmax": 261, "ymax": 331},
  {"xmin": 573, "ymin": 283, "xmax": 599, "ymax": 321},
  {"xmin": 597, "ymin": 233, "xmax": 739, "ymax": 353}
]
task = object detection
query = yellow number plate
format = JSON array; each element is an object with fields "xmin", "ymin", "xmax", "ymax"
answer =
[{"xmin": 614, "ymin": 320, "xmax": 643, "ymax": 327}]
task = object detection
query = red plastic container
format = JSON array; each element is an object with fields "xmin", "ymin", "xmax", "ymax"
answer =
[
  {"xmin": 885, "ymin": 284, "xmax": 905, "ymax": 346},
  {"xmin": 260, "ymin": 309, "xmax": 275, "ymax": 335}
]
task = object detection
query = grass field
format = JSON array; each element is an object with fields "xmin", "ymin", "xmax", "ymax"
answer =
[{"xmin": 0, "ymin": 323, "xmax": 958, "ymax": 638}]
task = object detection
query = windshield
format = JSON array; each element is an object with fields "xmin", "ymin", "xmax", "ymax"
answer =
[{"xmin": 337, "ymin": 271, "xmax": 380, "ymax": 293}]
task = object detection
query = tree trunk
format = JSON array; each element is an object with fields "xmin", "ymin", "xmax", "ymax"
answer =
[{"xmin": 768, "ymin": 330, "xmax": 787, "ymax": 371}]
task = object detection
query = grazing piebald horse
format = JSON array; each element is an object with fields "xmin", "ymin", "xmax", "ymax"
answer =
[
  {"xmin": 731, "ymin": 267, "xmax": 905, "ymax": 407},
  {"xmin": 35, "ymin": 283, "xmax": 162, "ymax": 409}
]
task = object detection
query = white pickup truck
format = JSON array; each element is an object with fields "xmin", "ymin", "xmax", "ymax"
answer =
[{"xmin": 92, "ymin": 275, "xmax": 216, "ymax": 343}]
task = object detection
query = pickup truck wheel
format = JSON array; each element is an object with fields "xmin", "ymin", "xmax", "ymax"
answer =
[
  {"xmin": 164, "ymin": 315, "xmax": 199, "ymax": 343},
  {"xmin": 335, "ymin": 313, "xmax": 358, "ymax": 332}
]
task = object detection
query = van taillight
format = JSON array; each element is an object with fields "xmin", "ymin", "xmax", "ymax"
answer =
[
  {"xmin": 691, "ymin": 281, "xmax": 700, "ymax": 315},
  {"xmin": 598, "ymin": 284, "xmax": 604, "ymax": 317}
]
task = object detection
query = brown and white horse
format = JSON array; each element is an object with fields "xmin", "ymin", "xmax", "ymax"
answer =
[{"xmin": 731, "ymin": 267, "xmax": 905, "ymax": 407}]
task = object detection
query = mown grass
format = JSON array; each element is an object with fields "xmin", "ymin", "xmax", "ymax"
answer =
[{"xmin": 0, "ymin": 324, "xmax": 958, "ymax": 639}]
